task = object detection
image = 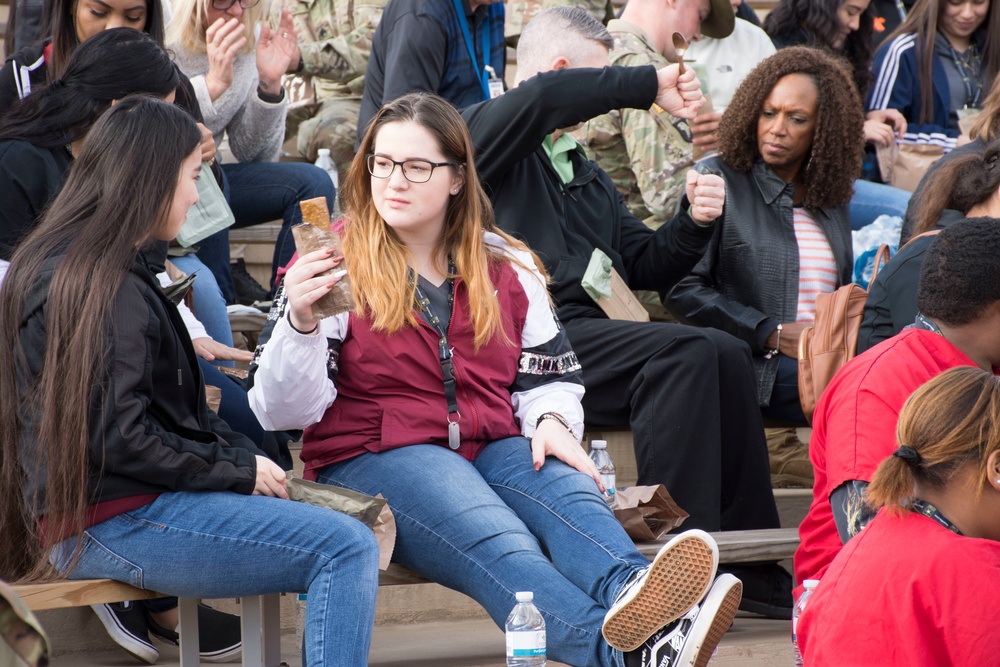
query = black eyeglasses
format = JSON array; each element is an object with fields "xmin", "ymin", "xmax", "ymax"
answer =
[
  {"xmin": 366, "ymin": 154, "xmax": 457, "ymax": 184},
  {"xmin": 211, "ymin": 0, "xmax": 260, "ymax": 10}
]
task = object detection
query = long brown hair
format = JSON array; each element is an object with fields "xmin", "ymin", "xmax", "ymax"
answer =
[
  {"xmin": 866, "ymin": 367, "xmax": 1000, "ymax": 515},
  {"xmin": 970, "ymin": 76, "xmax": 1000, "ymax": 141},
  {"xmin": 342, "ymin": 93, "xmax": 544, "ymax": 350},
  {"xmin": 908, "ymin": 138, "xmax": 1000, "ymax": 236},
  {"xmin": 0, "ymin": 97, "xmax": 201, "ymax": 582},
  {"xmin": 883, "ymin": 0, "xmax": 1000, "ymax": 125}
]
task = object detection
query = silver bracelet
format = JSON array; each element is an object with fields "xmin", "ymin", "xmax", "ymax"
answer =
[
  {"xmin": 536, "ymin": 412, "xmax": 578, "ymax": 440},
  {"xmin": 764, "ymin": 323, "xmax": 782, "ymax": 360}
]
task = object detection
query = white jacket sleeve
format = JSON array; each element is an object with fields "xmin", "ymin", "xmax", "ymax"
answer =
[
  {"xmin": 157, "ymin": 271, "xmax": 208, "ymax": 341},
  {"xmin": 495, "ymin": 237, "xmax": 586, "ymax": 440},
  {"xmin": 247, "ymin": 307, "xmax": 348, "ymax": 431}
]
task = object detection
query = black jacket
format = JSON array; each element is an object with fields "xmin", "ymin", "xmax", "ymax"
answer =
[
  {"xmin": 461, "ymin": 66, "xmax": 715, "ymax": 322},
  {"xmin": 0, "ymin": 140, "xmax": 71, "ymax": 260},
  {"xmin": 17, "ymin": 249, "xmax": 262, "ymax": 516},
  {"xmin": 857, "ymin": 210, "xmax": 961, "ymax": 353},
  {"xmin": 665, "ymin": 157, "xmax": 852, "ymax": 404}
]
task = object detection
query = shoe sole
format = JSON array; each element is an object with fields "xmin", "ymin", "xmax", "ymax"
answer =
[
  {"xmin": 90, "ymin": 604, "xmax": 159, "ymax": 665},
  {"xmin": 200, "ymin": 643, "xmax": 243, "ymax": 663},
  {"xmin": 602, "ymin": 530, "xmax": 719, "ymax": 651},
  {"xmin": 680, "ymin": 574, "xmax": 743, "ymax": 667}
]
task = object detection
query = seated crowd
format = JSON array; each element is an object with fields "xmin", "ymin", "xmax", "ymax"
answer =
[{"xmin": 0, "ymin": 0, "xmax": 997, "ymax": 665}]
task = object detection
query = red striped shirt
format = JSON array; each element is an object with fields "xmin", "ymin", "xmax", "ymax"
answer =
[{"xmin": 793, "ymin": 208, "xmax": 837, "ymax": 322}]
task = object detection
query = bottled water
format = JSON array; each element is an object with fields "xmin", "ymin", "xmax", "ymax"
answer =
[
  {"xmin": 792, "ymin": 579, "xmax": 819, "ymax": 666},
  {"xmin": 505, "ymin": 591, "xmax": 546, "ymax": 666},
  {"xmin": 314, "ymin": 148, "xmax": 339, "ymax": 192},
  {"xmin": 589, "ymin": 439, "xmax": 616, "ymax": 504}
]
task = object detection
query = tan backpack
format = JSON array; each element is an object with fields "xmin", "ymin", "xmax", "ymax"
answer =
[{"xmin": 797, "ymin": 245, "xmax": 891, "ymax": 423}]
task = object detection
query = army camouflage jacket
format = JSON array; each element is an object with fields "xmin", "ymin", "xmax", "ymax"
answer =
[
  {"xmin": 286, "ymin": 0, "xmax": 384, "ymax": 101},
  {"xmin": 581, "ymin": 20, "xmax": 694, "ymax": 231}
]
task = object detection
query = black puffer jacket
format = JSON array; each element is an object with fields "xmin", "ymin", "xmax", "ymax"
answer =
[
  {"xmin": 664, "ymin": 156, "xmax": 853, "ymax": 405},
  {"xmin": 16, "ymin": 248, "xmax": 262, "ymax": 517}
]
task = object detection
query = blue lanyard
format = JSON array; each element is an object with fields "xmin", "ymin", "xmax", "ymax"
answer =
[{"xmin": 452, "ymin": 0, "xmax": 491, "ymax": 100}]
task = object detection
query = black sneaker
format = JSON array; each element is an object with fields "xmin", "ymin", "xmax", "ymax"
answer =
[
  {"xmin": 719, "ymin": 562, "xmax": 793, "ymax": 620},
  {"xmin": 91, "ymin": 602, "xmax": 159, "ymax": 665},
  {"xmin": 231, "ymin": 258, "xmax": 269, "ymax": 306},
  {"xmin": 623, "ymin": 574, "xmax": 742, "ymax": 667},
  {"xmin": 147, "ymin": 603, "xmax": 242, "ymax": 663}
]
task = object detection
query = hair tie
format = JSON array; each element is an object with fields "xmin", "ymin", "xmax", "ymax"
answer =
[
  {"xmin": 893, "ymin": 445, "xmax": 922, "ymax": 466},
  {"xmin": 49, "ymin": 79, "xmax": 64, "ymax": 90}
]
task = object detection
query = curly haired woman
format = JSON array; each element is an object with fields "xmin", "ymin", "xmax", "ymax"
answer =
[{"xmin": 665, "ymin": 46, "xmax": 863, "ymax": 426}]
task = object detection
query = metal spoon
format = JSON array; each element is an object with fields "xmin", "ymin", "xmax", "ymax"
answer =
[{"xmin": 672, "ymin": 32, "xmax": 689, "ymax": 74}]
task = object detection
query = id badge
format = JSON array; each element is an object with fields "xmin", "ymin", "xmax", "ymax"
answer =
[
  {"xmin": 485, "ymin": 65, "xmax": 504, "ymax": 99},
  {"xmin": 488, "ymin": 78, "xmax": 504, "ymax": 99}
]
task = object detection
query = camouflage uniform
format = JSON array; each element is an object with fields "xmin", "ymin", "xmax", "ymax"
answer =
[
  {"xmin": 0, "ymin": 581, "xmax": 49, "ymax": 667},
  {"xmin": 581, "ymin": 19, "xmax": 694, "ymax": 232},
  {"xmin": 504, "ymin": 0, "xmax": 613, "ymax": 45},
  {"xmin": 284, "ymin": 0, "xmax": 384, "ymax": 181}
]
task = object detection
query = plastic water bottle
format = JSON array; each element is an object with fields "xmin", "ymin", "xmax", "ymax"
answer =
[
  {"xmin": 589, "ymin": 440, "xmax": 616, "ymax": 504},
  {"xmin": 792, "ymin": 579, "xmax": 819, "ymax": 666},
  {"xmin": 505, "ymin": 591, "xmax": 546, "ymax": 666},
  {"xmin": 295, "ymin": 593, "xmax": 307, "ymax": 648},
  {"xmin": 314, "ymin": 148, "xmax": 338, "ymax": 191}
]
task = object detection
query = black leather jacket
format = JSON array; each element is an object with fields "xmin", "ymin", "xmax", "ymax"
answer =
[{"xmin": 664, "ymin": 157, "xmax": 852, "ymax": 405}]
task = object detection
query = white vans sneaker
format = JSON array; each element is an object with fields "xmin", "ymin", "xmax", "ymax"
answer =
[{"xmin": 602, "ymin": 529, "xmax": 719, "ymax": 651}]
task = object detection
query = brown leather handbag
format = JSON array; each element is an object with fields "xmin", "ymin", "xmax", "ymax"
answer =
[{"xmin": 797, "ymin": 245, "xmax": 891, "ymax": 423}]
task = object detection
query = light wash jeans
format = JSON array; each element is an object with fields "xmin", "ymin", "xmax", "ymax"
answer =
[
  {"xmin": 316, "ymin": 437, "xmax": 650, "ymax": 667},
  {"xmin": 56, "ymin": 491, "xmax": 379, "ymax": 667},
  {"xmin": 196, "ymin": 162, "xmax": 335, "ymax": 302},
  {"xmin": 169, "ymin": 253, "xmax": 235, "ymax": 366},
  {"xmin": 850, "ymin": 179, "xmax": 911, "ymax": 231}
]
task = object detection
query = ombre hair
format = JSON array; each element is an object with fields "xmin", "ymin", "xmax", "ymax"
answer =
[
  {"xmin": 342, "ymin": 93, "xmax": 544, "ymax": 350},
  {"xmin": 166, "ymin": 0, "xmax": 269, "ymax": 54}
]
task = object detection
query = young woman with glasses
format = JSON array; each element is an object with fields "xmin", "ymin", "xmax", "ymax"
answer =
[
  {"xmin": 248, "ymin": 92, "xmax": 745, "ymax": 667},
  {"xmin": 166, "ymin": 0, "xmax": 335, "ymax": 302}
]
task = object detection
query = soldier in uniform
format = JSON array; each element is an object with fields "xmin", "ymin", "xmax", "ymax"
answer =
[
  {"xmin": 582, "ymin": 0, "xmax": 735, "ymax": 232},
  {"xmin": 284, "ymin": 0, "xmax": 385, "ymax": 183}
]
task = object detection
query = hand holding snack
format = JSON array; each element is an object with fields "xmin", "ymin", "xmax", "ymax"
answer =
[{"xmin": 288, "ymin": 197, "xmax": 356, "ymax": 327}]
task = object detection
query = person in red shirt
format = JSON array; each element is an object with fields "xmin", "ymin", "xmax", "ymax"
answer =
[
  {"xmin": 797, "ymin": 366, "xmax": 1000, "ymax": 665},
  {"xmin": 794, "ymin": 216, "xmax": 1000, "ymax": 593}
]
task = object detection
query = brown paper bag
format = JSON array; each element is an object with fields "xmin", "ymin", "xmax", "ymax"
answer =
[
  {"xmin": 611, "ymin": 485, "xmax": 688, "ymax": 540},
  {"xmin": 876, "ymin": 142, "xmax": 945, "ymax": 192},
  {"xmin": 287, "ymin": 478, "xmax": 396, "ymax": 570},
  {"xmin": 204, "ymin": 385, "xmax": 222, "ymax": 414}
]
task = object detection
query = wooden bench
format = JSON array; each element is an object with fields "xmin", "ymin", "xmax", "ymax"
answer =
[{"xmin": 13, "ymin": 527, "xmax": 797, "ymax": 666}]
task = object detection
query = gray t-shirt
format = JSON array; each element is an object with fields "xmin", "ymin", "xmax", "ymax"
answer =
[{"xmin": 934, "ymin": 32, "xmax": 983, "ymax": 130}]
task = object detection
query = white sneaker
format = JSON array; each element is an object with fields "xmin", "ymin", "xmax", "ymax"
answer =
[
  {"xmin": 602, "ymin": 529, "xmax": 719, "ymax": 651},
  {"xmin": 624, "ymin": 574, "xmax": 743, "ymax": 667}
]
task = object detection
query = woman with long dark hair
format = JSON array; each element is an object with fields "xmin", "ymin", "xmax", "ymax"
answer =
[
  {"xmin": 798, "ymin": 366, "xmax": 1000, "ymax": 664},
  {"xmin": 0, "ymin": 96, "xmax": 380, "ymax": 667},
  {"xmin": 867, "ymin": 0, "xmax": 999, "ymax": 141},
  {"xmin": 248, "ymin": 92, "xmax": 743, "ymax": 667}
]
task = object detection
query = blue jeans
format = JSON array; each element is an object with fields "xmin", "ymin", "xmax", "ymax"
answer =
[
  {"xmin": 316, "ymin": 438, "xmax": 650, "ymax": 667},
  {"xmin": 56, "ymin": 491, "xmax": 379, "ymax": 667},
  {"xmin": 195, "ymin": 162, "xmax": 334, "ymax": 302},
  {"xmin": 850, "ymin": 179, "xmax": 911, "ymax": 231},
  {"xmin": 169, "ymin": 253, "xmax": 235, "ymax": 366},
  {"xmin": 761, "ymin": 354, "xmax": 807, "ymax": 425}
]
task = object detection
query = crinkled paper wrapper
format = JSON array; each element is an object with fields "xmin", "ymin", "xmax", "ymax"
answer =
[
  {"xmin": 290, "ymin": 224, "xmax": 356, "ymax": 319},
  {"xmin": 288, "ymin": 478, "xmax": 396, "ymax": 570},
  {"xmin": 611, "ymin": 485, "xmax": 688, "ymax": 541}
]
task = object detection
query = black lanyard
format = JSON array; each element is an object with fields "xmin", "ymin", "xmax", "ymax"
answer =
[
  {"xmin": 947, "ymin": 43, "xmax": 982, "ymax": 108},
  {"xmin": 911, "ymin": 499, "xmax": 963, "ymax": 535},
  {"xmin": 411, "ymin": 260, "xmax": 461, "ymax": 450}
]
